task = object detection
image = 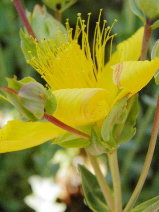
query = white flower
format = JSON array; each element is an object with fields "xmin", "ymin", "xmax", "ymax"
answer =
[{"xmin": 25, "ymin": 176, "xmax": 66, "ymax": 212}]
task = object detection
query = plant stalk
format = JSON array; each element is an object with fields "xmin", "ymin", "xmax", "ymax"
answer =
[
  {"xmin": 121, "ymin": 88, "xmax": 158, "ymax": 185},
  {"xmin": 123, "ymin": 97, "xmax": 159, "ymax": 212},
  {"xmin": 86, "ymin": 152, "xmax": 114, "ymax": 212},
  {"xmin": 108, "ymin": 150, "xmax": 122, "ymax": 212},
  {"xmin": 139, "ymin": 19, "xmax": 152, "ymax": 60}
]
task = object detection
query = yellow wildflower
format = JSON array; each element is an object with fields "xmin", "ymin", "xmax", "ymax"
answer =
[{"xmin": 0, "ymin": 12, "xmax": 158, "ymax": 153}]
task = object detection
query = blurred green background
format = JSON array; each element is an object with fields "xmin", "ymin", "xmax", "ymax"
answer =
[{"xmin": 0, "ymin": 0, "xmax": 158, "ymax": 211}]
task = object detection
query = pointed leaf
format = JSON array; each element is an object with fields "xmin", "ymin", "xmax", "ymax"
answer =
[
  {"xmin": 131, "ymin": 195, "xmax": 159, "ymax": 212},
  {"xmin": 79, "ymin": 165, "xmax": 109, "ymax": 212}
]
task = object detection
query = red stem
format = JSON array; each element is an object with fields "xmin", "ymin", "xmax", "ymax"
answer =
[
  {"xmin": 0, "ymin": 87, "xmax": 18, "ymax": 94},
  {"xmin": 44, "ymin": 113, "xmax": 90, "ymax": 140},
  {"xmin": 13, "ymin": 0, "xmax": 36, "ymax": 39}
]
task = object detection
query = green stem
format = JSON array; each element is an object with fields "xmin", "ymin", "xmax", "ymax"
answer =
[
  {"xmin": 121, "ymin": 88, "xmax": 158, "ymax": 185},
  {"xmin": 87, "ymin": 152, "xmax": 114, "ymax": 212},
  {"xmin": 108, "ymin": 150, "xmax": 122, "ymax": 212},
  {"xmin": 123, "ymin": 97, "xmax": 159, "ymax": 212}
]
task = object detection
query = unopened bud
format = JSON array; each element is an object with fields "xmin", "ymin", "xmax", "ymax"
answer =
[{"xmin": 4, "ymin": 77, "xmax": 57, "ymax": 120}]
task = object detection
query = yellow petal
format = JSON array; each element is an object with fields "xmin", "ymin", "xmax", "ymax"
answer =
[
  {"xmin": 53, "ymin": 88, "xmax": 111, "ymax": 126},
  {"xmin": 113, "ymin": 58, "xmax": 159, "ymax": 97},
  {"xmin": 97, "ymin": 27, "xmax": 144, "ymax": 96},
  {"xmin": 0, "ymin": 120, "xmax": 64, "ymax": 153}
]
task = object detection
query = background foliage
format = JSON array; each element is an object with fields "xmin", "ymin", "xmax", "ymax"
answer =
[{"xmin": 0, "ymin": 0, "xmax": 158, "ymax": 211}]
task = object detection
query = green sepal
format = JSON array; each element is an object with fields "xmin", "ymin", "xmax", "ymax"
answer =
[
  {"xmin": 6, "ymin": 76, "xmax": 36, "ymax": 91},
  {"xmin": 129, "ymin": 0, "xmax": 145, "ymax": 22},
  {"xmin": 53, "ymin": 133, "xmax": 90, "ymax": 148},
  {"xmin": 154, "ymin": 71, "xmax": 159, "ymax": 85},
  {"xmin": 86, "ymin": 129, "xmax": 106, "ymax": 156},
  {"xmin": 151, "ymin": 40, "xmax": 159, "ymax": 85},
  {"xmin": 150, "ymin": 20, "xmax": 159, "ymax": 30},
  {"xmin": 27, "ymin": 6, "xmax": 67, "ymax": 41},
  {"xmin": 53, "ymin": 126, "xmax": 91, "ymax": 148},
  {"xmin": 101, "ymin": 97, "xmax": 127, "ymax": 147},
  {"xmin": 131, "ymin": 195, "xmax": 159, "ymax": 212},
  {"xmin": 45, "ymin": 89, "xmax": 57, "ymax": 114},
  {"xmin": 78, "ymin": 165, "xmax": 109, "ymax": 212},
  {"xmin": 101, "ymin": 95, "xmax": 139, "ymax": 148},
  {"xmin": 20, "ymin": 30, "xmax": 37, "ymax": 61}
]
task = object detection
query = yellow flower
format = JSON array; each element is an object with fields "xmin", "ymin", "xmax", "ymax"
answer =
[{"xmin": 0, "ymin": 13, "xmax": 158, "ymax": 153}]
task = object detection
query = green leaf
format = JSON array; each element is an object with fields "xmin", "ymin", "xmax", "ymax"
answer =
[
  {"xmin": 151, "ymin": 40, "xmax": 159, "ymax": 85},
  {"xmin": 101, "ymin": 97, "xmax": 127, "ymax": 147},
  {"xmin": 101, "ymin": 96, "xmax": 139, "ymax": 148},
  {"xmin": 129, "ymin": 0, "xmax": 145, "ymax": 22},
  {"xmin": 53, "ymin": 132, "xmax": 90, "ymax": 148},
  {"xmin": 114, "ymin": 95, "xmax": 139, "ymax": 144},
  {"xmin": 131, "ymin": 195, "xmax": 159, "ymax": 212},
  {"xmin": 150, "ymin": 20, "xmax": 159, "ymax": 30},
  {"xmin": 79, "ymin": 165, "xmax": 108, "ymax": 212}
]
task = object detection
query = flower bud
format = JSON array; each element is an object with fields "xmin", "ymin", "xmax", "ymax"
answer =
[
  {"xmin": 4, "ymin": 77, "xmax": 57, "ymax": 120},
  {"xmin": 136, "ymin": 0, "xmax": 159, "ymax": 20}
]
